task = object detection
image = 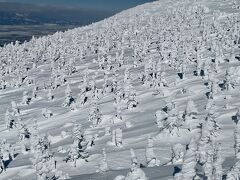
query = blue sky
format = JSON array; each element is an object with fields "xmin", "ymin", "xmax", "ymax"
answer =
[{"xmin": 0, "ymin": 0, "xmax": 154, "ymax": 10}]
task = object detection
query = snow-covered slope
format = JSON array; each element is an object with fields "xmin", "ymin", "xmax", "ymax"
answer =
[{"xmin": 0, "ymin": 0, "xmax": 240, "ymax": 179}]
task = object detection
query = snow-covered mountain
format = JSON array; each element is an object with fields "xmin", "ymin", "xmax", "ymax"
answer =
[{"xmin": 0, "ymin": 0, "xmax": 240, "ymax": 179}]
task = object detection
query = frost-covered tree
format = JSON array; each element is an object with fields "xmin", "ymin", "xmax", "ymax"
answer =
[
  {"xmin": 32, "ymin": 85, "xmax": 38, "ymax": 100},
  {"xmin": 226, "ymin": 160, "xmax": 240, "ymax": 180},
  {"xmin": 203, "ymin": 143, "xmax": 214, "ymax": 179},
  {"xmin": 97, "ymin": 148, "xmax": 109, "ymax": 173},
  {"xmin": 22, "ymin": 91, "xmax": 31, "ymax": 105},
  {"xmin": 0, "ymin": 139, "xmax": 15, "ymax": 172},
  {"xmin": 125, "ymin": 148, "xmax": 148, "ymax": 180},
  {"xmin": 171, "ymin": 143, "xmax": 184, "ymax": 164},
  {"xmin": 65, "ymin": 123, "xmax": 88, "ymax": 167},
  {"xmin": 47, "ymin": 89, "xmax": 54, "ymax": 101},
  {"xmin": 184, "ymin": 99, "xmax": 198, "ymax": 119},
  {"xmin": 205, "ymin": 97, "xmax": 214, "ymax": 111},
  {"xmin": 42, "ymin": 108, "xmax": 53, "ymax": 119},
  {"xmin": 33, "ymin": 150, "xmax": 55, "ymax": 180},
  {"xmin": 62, "ymin": 84, "xmax": 75, "ymax": 108},
  {"xmin": 223, "ymin": 69, "xmax": 234, "ymax": 91},
  {"xmin": 54, "ymin": 170, "xmax": 69, "ymax": 180},
  {"xmin": 112, "ymin": 128, "xmax": 123, "ymax": 147},
  {"xmin": 5, "ymin": 109, "xmax": 14, "ymax": 130},
  {"xmin": 88, "ymin": 101, "xmax": 102, "ymax": 127},
  {"xmin": 145, "ymin": 136, "xmax": 160, "ymax": 167},
  {"xmin": 234, "ymin": 122, "xmax": 240, "ymax": 158},
  {"xmin": 155, "ymin": 110, "xmax": 168, "ymax": 130},
  {"xmin": 180, "ymin": 139, "xmax": 198, "ymax": 179},
  {"xmin": 208, "ymin": 79, "xmax": 219, "ymax": 99},
  {"xmin": 31, "ymin": 134, "xmax": 56, "ymax": 179},
  {"xmin": 233, "ymin": 108, "xmax": 240, "ymax": 124},
  {"xmin": 16, "ymin": 121, "xmax": 31, "ymax": 154},
  {"xmin": 11, "ymin": 101, "xmax": 20, "ymax": 116},
  {"xmin": 204, "ymin": 111, "xmax": 220, "ymax": 137},
  {"xmin": 213, "ymin": 143, "xmax": 223, "ymax": 180}
]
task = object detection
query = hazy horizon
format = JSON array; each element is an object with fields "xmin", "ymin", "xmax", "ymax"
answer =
[
  {"xmin": 0, "ymin": 0, "xmax": 155, "ymax": 46},
  {"xmin": 0, "ymin": 0, "xmax": 155, "ymax": 11}
]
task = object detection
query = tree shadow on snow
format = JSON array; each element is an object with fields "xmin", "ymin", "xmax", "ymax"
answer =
[
  {"xmin": 4, "ymin": 153, "xmax": 19, "ymax": 168},
  {"xmin": 173, "ymin": 166, "xmax": 181, "ymax": 176}
]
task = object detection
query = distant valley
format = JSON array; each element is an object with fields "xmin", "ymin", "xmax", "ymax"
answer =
[{"xmin": 0, "ymin": 2, "xmax": 116, "ymax": 46}]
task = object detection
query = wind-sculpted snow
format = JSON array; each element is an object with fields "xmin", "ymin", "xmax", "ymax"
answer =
[{"xmin": 0, "ymin": 0, "xmax": 240, "ymax": 179}]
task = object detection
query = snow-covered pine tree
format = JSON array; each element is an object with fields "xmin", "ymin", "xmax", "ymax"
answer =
[
  {"xmin": 88, "ymin": 101, "xmax": 102, "ymax": 127},
  {"xmin": 47, "ymin": 89, "xmax": 54, "ymax": 101},
  {"xmin": 5, "ymin": 109, "xmax": 14, "ymax": 130},
  {"xmin": 62, "ymin": 84, "xmax": 75, "ymax": 109},
  {"xmin": 171, "ymin": 143, "xmax": 184, "ymax": 164},
  {"xmin": 42, "ymin": 108, "xmax": 53, "ymax": 119},
  {"xmin": 180, "ymin": 138, "xmax": 198, "ymax": 179},
  {"xmin": 202, "ymin": 143, "xmax": 214, "ymax": 179},
  {"xmin": 22, "ymin": 91, "xmax": 31, "ymax": 105},
  {"xmin": 112, "ymin": 128, "xmax": 123, "ymax": 147},
  {"xmin": 223, "ymin": 69, "xmax": 234, "ymax": 91},
  {"xmin": 234, "ymin": 122, "xmax": 240, "ymax": 158},
  {"xmin": 33, "ymin": 150, "xmax": 55, "ymax": 180},
  {"xmin": 32, "ymin": 85, "xmax": 38, "ymax": 100},
  {"xmin": 155, "ymin": 110, "xmax": 171, "ymax": 131},
  {"xmin": 125, "ymin": 148, "xmax": 148, "ymax": 180},
  {"xmin": 65, "ymin": 122, "xmax": 88, "ymax": 167},
  {"xmin": 233, "ymin": 108, "xmax": 240, "ymax": 124},
  {"xmin": 213, "ymin": 143, "xmax": 223, "ymax": 180},
  {"xmin": 11, "ymin": 101, "xmax": 20, "ymax": 116},
  {"xmin": 145, "ymin": 136, "xmax": 160, "ymax": 167},
  {"xmin": 97, "ymin": 148, "xmax": 109, "ymax": 173},
  {"xmin": 183, "ymin": 99, "xmax": 200, "ymax": 131},
  {"xmin": 226, "ymin": 160, "xmax": 240, "ymax": 180},
  {"xmin": 0, "ymin": 139, "xmax": 15, "ymax": 172},
  {"xmin": 184, "ymin": 99, "xmax": 198, "ymax": 119}
]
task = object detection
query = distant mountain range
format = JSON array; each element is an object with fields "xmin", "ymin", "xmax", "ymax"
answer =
[{"xmin": 0, "ymin": 2, "xmax": 116, "ymax": 25}]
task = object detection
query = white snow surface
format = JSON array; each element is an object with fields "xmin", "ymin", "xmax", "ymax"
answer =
[{"xmin": 0, "ymin": 0, "xmax": 240, "ymax": 179}]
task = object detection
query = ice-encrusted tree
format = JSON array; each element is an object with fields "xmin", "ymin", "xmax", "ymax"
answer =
[
  {"xmin": 203, "ymin": 143, "xmax": 214, "ymax": 179},
  {"xmin": 88, "ymin": 101, "xmax": 102, "ymax": 127},
  {"xmin": 213, "ymin": 143, "xmax": 223, "ymax": 180},
  {"xmin": 155, "ymin": 110, "xmax": 168, "ymax": 130},
  {"xmin": 11, "ymin": 101, "xmax": 20, "ymax": 116},
  {"xmin": 96, "ymin": 148, "xmax": 109, "ymax": 173},
  {"xmin": 22, "ymin": 91, "xmax": 31, "ymax": 105},
  {"xmin": 53, "ymin": 170, "xmax": 69, "ymax": 180},
  {"xmin": 204, "ymin": 111, "xmax": 220, "ymax": 137},
  {"xmin": 125, "ymin": 148, "xmax": 148, "ymax": 180},
  {"xmin": 32, "ymin": 135, "xmax": 55, "ymax": 180},
  {"xmin": 233, "ymin": 108, "xmax": 240, "ymax": 124},
  {"xmin": 145, "ymin": 136, "xmax": 160, "ymax": 167},
  {"xmin": 226, "ymin": 160, "xmax": 240, "ymax": 180},
  {"xmin": 208, "ymin": 79, "xmax": 219, "ymax": 99},
  {"xmin": 0, "ymin": 139, "xmax": 15, "ymax": 172},
  {"xmin": 112, "ymin": 128, "xmax": 123, "ymax": 147},
  {"xmin": 62, "ymin": 84, "xmax": 75, "ymax": 108},
  {"xmin": 183, "ymin": 100, "xmax": 200, "ymax": 131},
  {"xmin": 223, "ymin": 69, "xmax": 234, "ymax": 91},
  {"xmin": 171, "ymin": 143, "xmax": 185, "ymax": 164},
  {"xmin": 127, "ymin": 90, "xmax": 138, "ymax": 109},
  {"xmin": 33, "ymin": 150, "xmax": 55, "ymax": 180},
  {"xmin": 32, "ymin": 85, "xmax": 38, "ymax": 100},
  {"xmin": 47, "ymin": 89, "xmax": 54, "ymax": 101},
  {"xmin": 42, "ymin": 108, "xmax": 53, "ymax": 119},
  {"xmin": 5, "ymin": 109, "xmax": 14, "ymax": 130},
  {"xmin": 176, "ymin": 138, "xmax": 198, "ymax": 179},
  {"xmin": 65, "ymin": 122, "xmax": 89, "ymax": 167},
  {"xmin": 184, "ymin": 99, "xmax": 198, "ymax": 119},
  {"xmin": 17, "ymin": 121, "xmax": 31, "ymax": 154},
  {"xmin": 234, "ymin": 122, "xmax": 240, "ymax": 158}
]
